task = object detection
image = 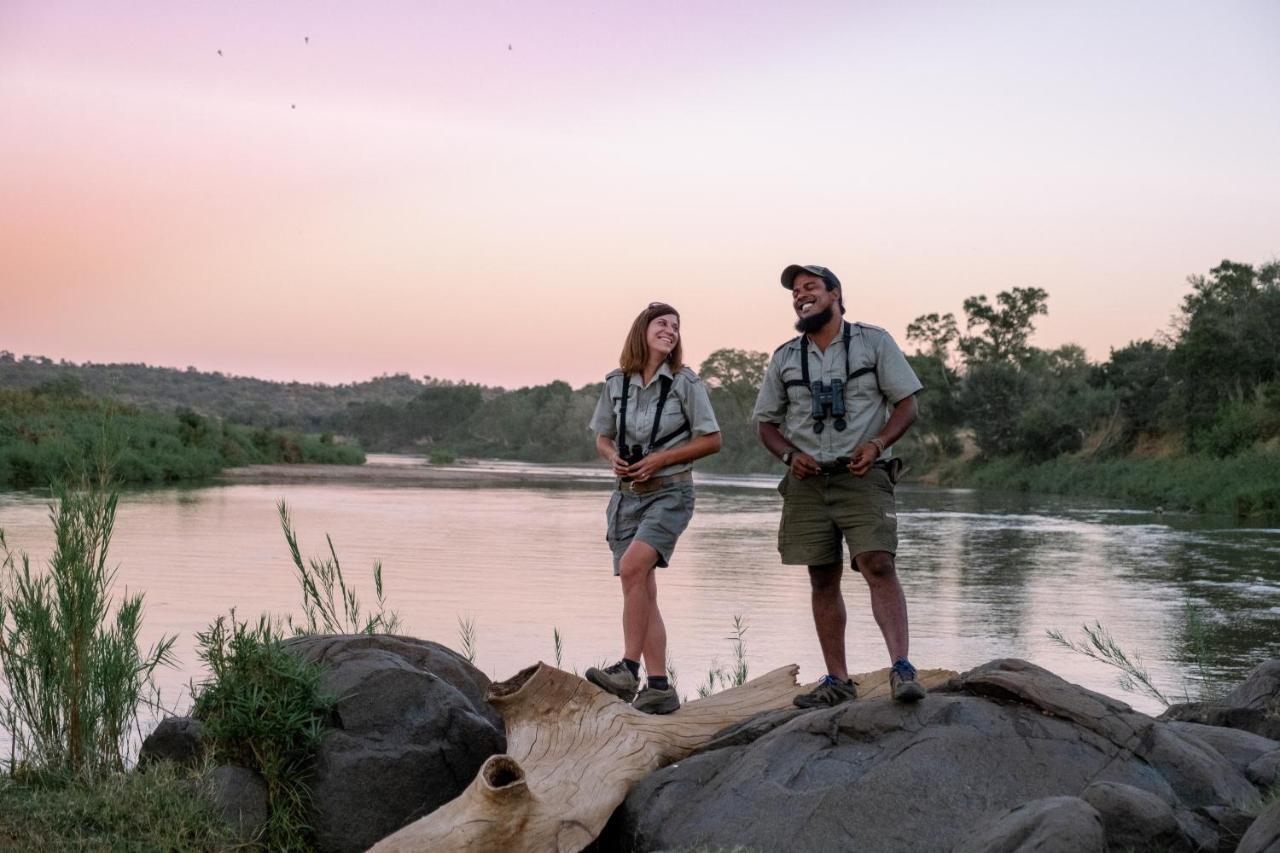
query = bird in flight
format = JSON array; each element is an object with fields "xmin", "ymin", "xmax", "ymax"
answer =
[
  {"xmin": 304, "ymin": 36, "xmax": 309, "ymax": 45},
  {"xmin": 508, "ymin": 44, "xmax": 512, "ymax": 50},
  {"xmin": 217, "ymin": 49, "xmax": 223, "ymax": 56}
]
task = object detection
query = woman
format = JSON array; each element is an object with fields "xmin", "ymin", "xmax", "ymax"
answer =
[{"xmin": 585, "ymin": 302, "xmax": 721, "ymax": 714}]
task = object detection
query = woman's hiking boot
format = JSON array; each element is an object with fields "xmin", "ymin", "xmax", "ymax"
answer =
[
  {"xmin": 793, "ymin": 674, "xmax": 857, "ymax": 708},
  {"xmin": 586, "ymin": 660, "xmax": 639, "ymax": 701},
  {"xmin": 632, "ymin": 684, "xmax": 680, "ymax": 715},
  {"xmin": 890, "ymin": 659, "xmax": 926, "ymax": 703}
]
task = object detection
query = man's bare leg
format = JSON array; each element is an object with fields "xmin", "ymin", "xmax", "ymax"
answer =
[
  {"xmin": 854, "ymin": 550, "xmax": 909, "ymax": 663},
  {"xmin": 808, "ymin": 562, "xmax": 849, "ymax": 680}
]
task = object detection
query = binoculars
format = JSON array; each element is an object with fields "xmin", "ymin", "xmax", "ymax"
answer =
[
  {"xmin": 810, "ymin": 379, "xmax": 846, "ymax": 433},
  {"xmin": 619, "ymin": 443, "xmax": 648, "ymax": 465}
]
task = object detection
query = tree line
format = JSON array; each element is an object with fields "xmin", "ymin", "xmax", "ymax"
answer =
[
  {"xmin": 3, "ymin": 259, "xmax": 1277, "ymax": 501},
  {"xmin": 900, "ymin": 259, "xmax": 1280, "ymax": 464}
]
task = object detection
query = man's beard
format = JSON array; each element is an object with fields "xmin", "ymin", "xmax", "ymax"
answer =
[{"xmin": 794, "ymin": 305, "xmax": 834, "ymax": 334}]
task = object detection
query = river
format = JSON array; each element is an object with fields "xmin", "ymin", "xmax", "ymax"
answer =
[{"xmin": 1, "ymin": 454, "xmax": 1278, "ymax": 724}]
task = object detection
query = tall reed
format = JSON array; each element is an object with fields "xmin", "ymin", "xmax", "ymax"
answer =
[
  {"xmin": 278, "ymin": 500, "xmax": 400, "ymax": 635},
  {"xmin": 0, "ymin": 474, "xmax": 175, "ymax": 778}
]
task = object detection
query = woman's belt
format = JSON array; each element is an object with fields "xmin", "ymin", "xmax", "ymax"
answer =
[{"xmin": 617, "ymin": 470, "xmax": 693, "ymax": 495}]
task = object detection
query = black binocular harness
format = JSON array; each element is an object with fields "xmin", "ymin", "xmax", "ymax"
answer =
[
  {"xmin": 784, "ymin": 322, "xmax": 880, "ymax": 434},
  {"xmin": 616, "ymin": 373, "xmax": 692, "ymax": 462}
]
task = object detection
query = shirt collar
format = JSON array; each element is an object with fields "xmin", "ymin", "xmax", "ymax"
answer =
[{"xmin": 629, "ymin": 361, "xmax": 675, "ymax": 388}]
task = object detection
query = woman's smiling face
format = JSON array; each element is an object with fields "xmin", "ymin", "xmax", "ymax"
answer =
[{"xmin": 646, "ymin": 313, "xmax": 680, "ymax": 358}]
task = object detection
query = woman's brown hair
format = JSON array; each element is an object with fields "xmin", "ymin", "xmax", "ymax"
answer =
[{"xmin": 619, "ymin": 302, "xmax": 683, "ymax": 375}]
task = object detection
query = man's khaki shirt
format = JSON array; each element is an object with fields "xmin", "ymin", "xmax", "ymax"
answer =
[{"xmin": 752, "ymin": 322, "xmax": 922, "ymax": 465}]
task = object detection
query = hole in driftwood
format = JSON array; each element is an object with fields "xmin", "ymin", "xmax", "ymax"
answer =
[
  {"xmin": 482, "ymin": 755, "xmax": 525, "ymax": 789},
  {"xmin": 489, "ymin": 664, "xmax": 540, "ymax": 699}
]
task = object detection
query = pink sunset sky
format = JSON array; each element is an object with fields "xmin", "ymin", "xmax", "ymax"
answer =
[{"xmin": 2, "ymin": 1, "xmax": 1278, "ymax": 388}]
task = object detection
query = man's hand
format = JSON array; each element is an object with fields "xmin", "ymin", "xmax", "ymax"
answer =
[
  {"xmin": 625, "ymin": 451, "xmax": 668, "ymax": 482},
  {"xmin": 789, "ymin": 451, "xmax": 822, "ymax": 479},
  {"xmin": 610, "ymin": 452, "xmax": 630, "ymax": 477},
  {"xmin": 848, "ymin": 442, "xmax": 879, "ymax": 476}
]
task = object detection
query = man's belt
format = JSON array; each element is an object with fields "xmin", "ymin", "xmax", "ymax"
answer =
[
  {"xmin": 617, "ymin": 470, "xmax": 693, "ymax": 495},
  {"xmin": 817, "ymin": 458, "xmax": 904, "ymax": 483}
]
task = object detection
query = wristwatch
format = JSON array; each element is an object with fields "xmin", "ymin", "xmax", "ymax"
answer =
[{"xmin": 781, "ymin": 449, "xmax": 795, "ymax": 466}]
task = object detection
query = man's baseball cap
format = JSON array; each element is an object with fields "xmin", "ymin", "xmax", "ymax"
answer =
[{"xmin": 781, "ymin": 264, "xmax": 841, "ymax": 291}]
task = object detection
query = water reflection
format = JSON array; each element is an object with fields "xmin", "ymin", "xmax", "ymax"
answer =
[{"xmin": 0, "ymin": 459, "xmax": 1276, "ymax": 724}]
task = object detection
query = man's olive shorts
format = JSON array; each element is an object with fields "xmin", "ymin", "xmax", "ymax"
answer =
[
  {"xmin": 776, "ymin": 467, "xmax": 897, "ymax": 565},
  {"xmin": 605, "ymin": 481, "xmax": 695, "ymax": 575}
]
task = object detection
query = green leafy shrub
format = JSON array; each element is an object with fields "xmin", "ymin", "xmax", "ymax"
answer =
[{"xmin": 192, "ymin": 612, "xmax": 333, "ymax": 851}]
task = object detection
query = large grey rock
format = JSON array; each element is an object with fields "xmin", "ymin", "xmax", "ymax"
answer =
[
  {"xmin": 1249, "ymin": 750, "xmax": 1280, "ymax": 789},
  {"xmin": 1163, "ymin": 660, "xmax": 1280, "ymax": 741},
  {"xmin": 204, "ymin": 765, "xmax": 268, "ymax": 841},
  {"xmin": 285, "ymin": 634, "xmax": 506, "ymax": 853},
  {"xmin": 1080, "ymin": 781, "xmax": 1193, "ymax": 852},
  {"xmin": 605, "ymin": 659, "xmax": 1255, "ymax": 852},
  {"xmin": 953, "ymin": 796, "xmax": 1105, "ymax": 853},
  {"xmin": 1199, "ymin": 804, "xmax": 1258, "ymax": 851},
  {"xmin": 138, "ymin": 715, "xmax": 206, "ymax": 769},
  {"xmin": 1165, "ymin": 720, "xmax": 1280, "ymax": 779},
  {"xmin": 1237, "ymin": 797, "xmax": 1280, "ymax": 853}
]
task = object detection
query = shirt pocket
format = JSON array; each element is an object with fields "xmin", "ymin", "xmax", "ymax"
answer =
[{"xmin": 847, "ymin": 362, "xmax": 880, "ymax": 399}]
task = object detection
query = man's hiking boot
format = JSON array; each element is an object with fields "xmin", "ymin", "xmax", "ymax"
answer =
[
  {"xmin": 632, "ymin": 685, "xmax": 680, "ymax": 715},
  {"xmin": 890, "ymin": 659, "xmax": 926, "ymax": 703},
  {"xmin": 793, "ymin": 674, "xmax": 857, "ymax": 709},
  {"xmin": 586, "ymin": 660, "xmax": 639, "ymax": 701}
]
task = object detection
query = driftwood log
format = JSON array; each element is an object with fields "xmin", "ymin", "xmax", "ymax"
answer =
[{"xmin": 369, "ymin": 661, "xmax": 954, "ymax": 853}]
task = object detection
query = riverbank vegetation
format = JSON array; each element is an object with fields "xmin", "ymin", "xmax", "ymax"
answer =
[
  {"xmin": 3, "ymin": 259, "xmax": 1276, "ymax": 515},
  {"xmin": 900, "ymin": 259, "xmax": 1280, "ymax": 518},
  {"xmin": 0, "ymin": 471, "xmax": 232, "ymax": 848},
  {"xmin": 0, "ymin": 382, "xmax": 364, "ymax": 489},
  {"xmin": 0, "ymin": 476, "xmax": 388, "ymax": 849}
]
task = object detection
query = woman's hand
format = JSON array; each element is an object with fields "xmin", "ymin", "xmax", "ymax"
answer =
[
  {"xmin": 625, "ymin": 450, "xmax": 668, "ymax": 482},
  {"xmin": 596, "ymin": 434, "xmax": 631, "ymax": 476}
]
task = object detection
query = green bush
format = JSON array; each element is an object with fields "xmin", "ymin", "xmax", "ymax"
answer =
[{"xmin": 192, "ymin": 613, "xmax": 333, "ymax": 851}]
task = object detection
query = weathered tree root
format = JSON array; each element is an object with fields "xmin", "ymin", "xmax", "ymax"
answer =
[{"xmin": 368, "ymin": 662, "xmax": 954, "ymax": 852}]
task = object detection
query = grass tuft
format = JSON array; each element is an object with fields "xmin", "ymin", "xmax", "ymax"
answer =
[{"xmin": 0, "ymin": 761, "xmax": 237, "ymax": 851}]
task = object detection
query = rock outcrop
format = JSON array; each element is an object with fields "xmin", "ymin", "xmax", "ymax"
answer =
[
  {"xmin": 284, "ymin": 634, "xmax": 505, "ymax": 853},
  {"xmin": 142, "ymin": 634, "xmax": 503, "ymax": 853},
  {"xmin": 1163, "ymin": 660, "xmax": 1280, "ymax": 741},
  {"xmin": 1237, "ymin": 795, "xmax": 1280, "ymax": 853},
  {"xmin": 603, "ymin": 658, "xmax": 1266, "ymax": 852}
]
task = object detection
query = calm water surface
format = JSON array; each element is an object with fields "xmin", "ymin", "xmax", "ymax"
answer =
[{"xmin": 2, "ymin": 455, "xmax": 1278, "ymax": 722}]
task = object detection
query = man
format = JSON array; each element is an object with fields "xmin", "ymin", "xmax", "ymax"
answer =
[{"xmin": 753, "ymin": 264, "xmax": 926, "ymax": 707}]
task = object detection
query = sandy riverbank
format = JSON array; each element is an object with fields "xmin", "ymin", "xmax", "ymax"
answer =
[{"xmin": 216, "ymin": 456, "xmax": 613, "ymax": 488}]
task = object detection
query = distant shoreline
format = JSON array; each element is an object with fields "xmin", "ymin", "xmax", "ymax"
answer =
[{"xmin": 217, "ymin": 454, "xmax": 780, "ymax": 491}]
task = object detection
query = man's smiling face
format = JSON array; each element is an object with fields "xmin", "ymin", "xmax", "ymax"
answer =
[{"xmin": 792, "ymin": 272, "xmax": 839, "ymax": 321}]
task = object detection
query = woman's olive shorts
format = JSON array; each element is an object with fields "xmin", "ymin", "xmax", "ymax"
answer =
[
  {"xmin": 605, "ymin": 481, "xmax": 695, "ymax": 575},
  {"xmin": 776, "ymin": 467, "xmax": 897, "ymax": 566}
]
